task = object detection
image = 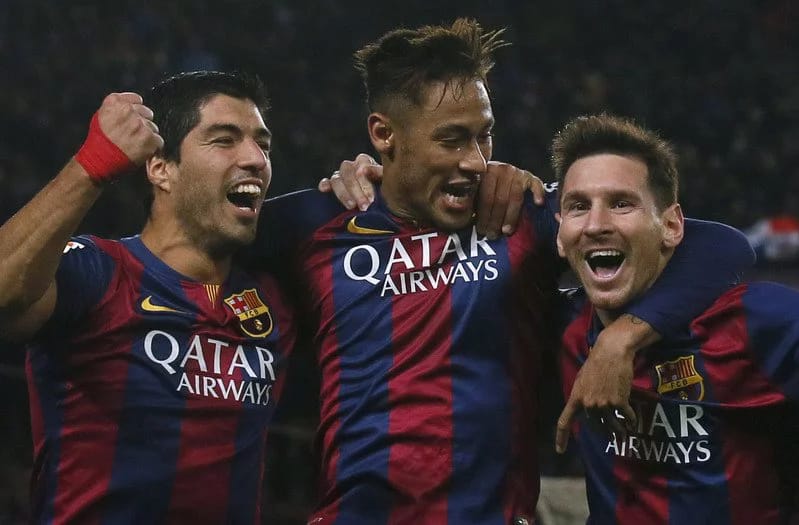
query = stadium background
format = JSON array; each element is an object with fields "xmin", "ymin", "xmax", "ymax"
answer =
[{"xmin": 0, "ymin": 1, "xmax": 797, "ymax": 522}]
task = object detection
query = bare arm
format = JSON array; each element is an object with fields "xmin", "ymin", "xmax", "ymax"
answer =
[{"xmin": 0, "ymin": 93, "xmax": 162, "ymax": 341}]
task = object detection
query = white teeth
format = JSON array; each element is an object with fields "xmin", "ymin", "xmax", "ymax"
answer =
[
  {"xmin": 229, "ymin": 183, "xmax": 261, "ymax": 196},
  {"xmin": 588, "ymin": 249, "xmax": 622, "ymax": 259}
]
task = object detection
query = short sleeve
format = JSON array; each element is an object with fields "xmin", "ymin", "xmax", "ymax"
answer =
[{"xmin": 46, "ymin": 235, "xmax": 116, "ymax": 329}]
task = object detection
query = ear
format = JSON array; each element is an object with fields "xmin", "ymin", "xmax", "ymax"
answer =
[
  {"xmin": 661, "ymin": 203, "xmax": 684, "ymax": 248},
  {"xmin": 146, "ymin": 156, "xmax": 173, "ymax": 194},
  {"xmin": 367, "ymin": 113, "xmax": 394, "ymax": 157}
]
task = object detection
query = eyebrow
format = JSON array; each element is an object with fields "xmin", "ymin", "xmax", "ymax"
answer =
[
  {"xmin": 204, "ymin": 123, "xmax": 272, "ymax": 140},
  {"xmin": 432, "ymin": 120, "xmax": 495, "ymax": 137},
  {"xmin": 561, "ymin": 188, "xmax": 641, "ymax": 202}
]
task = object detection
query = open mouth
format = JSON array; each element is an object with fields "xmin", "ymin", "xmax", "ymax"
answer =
[
  {"xmin": 585, "ymin": 249, "xmax": 625, "ymax": 279},
  {"xmin": 226, "ymin": 183, "xmax": 262, "ymax": 212},
  {"xmin": 441, "ymin": 182, "xmax": 476, "ymax": 206}
]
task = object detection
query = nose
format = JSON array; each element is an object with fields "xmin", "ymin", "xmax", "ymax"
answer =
[
  {"xmin": 238, "ymin": 138, "xmax": 268, "ymax": 172},
  {"xmin": 458, "ymin": 139, "xmax": 488, "ymax": 174},
  {"xmin": 584, "ymin": 205, "xmax": 613, "ymax": 236}
]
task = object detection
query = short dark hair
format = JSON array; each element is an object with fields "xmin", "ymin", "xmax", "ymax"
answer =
[
  {"xmin": 354, "ymin": 18, "xmax": 507, "ymax": 115},
  {"xmin": 147, "ymin": 70, "xmax": 269, "ymax": 163},
  {"xmin": 551, "ymin": 114, "xmax": 679, "ymax": 209}
]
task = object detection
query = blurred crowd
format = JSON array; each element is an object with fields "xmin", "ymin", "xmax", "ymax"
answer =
[{"xmin": 1, "ymin": 0, "xmax": 797, "ymax": 522}]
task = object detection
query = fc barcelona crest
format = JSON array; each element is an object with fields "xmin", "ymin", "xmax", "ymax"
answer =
[
  {"xmin": 224, "ymin": 289, "xmax": 273, "ymax": 338},
  {"xmin": 655, "ymin": 355, "xmax": 704, "ymax": 401}
]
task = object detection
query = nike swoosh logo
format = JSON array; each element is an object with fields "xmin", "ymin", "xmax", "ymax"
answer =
[
  {"xmin": 347, "ymin": 217, "xmax": 393, "ymax": 235},
  {"xmin": 141, "ymin": 296, "xmax": 181, "ymax": 314}
]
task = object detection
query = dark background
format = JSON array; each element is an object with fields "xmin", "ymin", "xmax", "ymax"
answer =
[{"xmin": 1, "ymin": 1, "xmax": 797, "ymax": 522}]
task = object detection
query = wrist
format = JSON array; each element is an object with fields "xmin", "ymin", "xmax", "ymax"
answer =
[
  {"xmin": 594, "ymin": 322, "xmax": 648, "ymax": 360},
  {"xmin": 75, "ymin": 113, "xmax": 134, "ymax": 184}
]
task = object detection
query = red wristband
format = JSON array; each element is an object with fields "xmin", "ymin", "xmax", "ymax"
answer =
[{"xmin": 75, "ymin": 113, "xmax": 134, "ymax": 184}]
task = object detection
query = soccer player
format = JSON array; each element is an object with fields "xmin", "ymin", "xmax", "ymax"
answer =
[
  {"xmin": 556, "ymin": 114, "xmax": 799, "ymax": 524},
  {"xmin": 255, "ymin": 19, "xmax": 754, "ymax": 524},
  {"xmin": 0, "ymin": 71, "xmax": 297, "ymax": 524}
]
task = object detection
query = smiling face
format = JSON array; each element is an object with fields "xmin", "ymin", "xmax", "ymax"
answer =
[
  {"xmin": 376, "ymin": 78, "xmax": 494, "ymax": 231},
  {"xmin": 556, "ymin": 153, "xmax": 684, "ymax": 322},
  {"xmin": 168, "ymin": 94, "xmax": 272, "ymax": 252}
]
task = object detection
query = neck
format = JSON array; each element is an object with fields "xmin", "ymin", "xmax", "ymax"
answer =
[
  {"xmin": 140, "ymin": 218, "xmax": 232, "ymax": 284},
  {"xmin": 594, "ymin": 308, "xmax": 617, "ymax": 328}
]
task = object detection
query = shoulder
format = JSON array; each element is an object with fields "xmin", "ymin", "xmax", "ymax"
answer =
[
  {"xmin": 259, "ymin": 188, "xmax": 351, "ymax": 244},
  {"xmin": 699, "ymin": 282, "xmax": 799, "ymax": 316},
  {"xmin": 265, "ymin": 189, "xmax": 345, "ymax": 222}
]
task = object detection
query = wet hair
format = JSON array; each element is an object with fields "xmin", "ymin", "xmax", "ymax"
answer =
[
  {"xmin": 354, "ymin": 18, "xmax": 507, "ymax": 116},
  {"xmin": 551, "ymin": 114, "xmax": 679, "ymax": 209},
  {"xmin": 147, "ymin": 70, "xmax": 269, "ymax": 163}
]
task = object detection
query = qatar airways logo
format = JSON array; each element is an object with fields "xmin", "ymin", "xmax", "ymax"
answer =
[
  {"xmin": 143, "ymin": 330, "xmax": 277, "ymax": 406},
  {"xmin": 342, "ymin": 226, "xmax": 499, "ymax": 297},
  {"xmin": 604, "ymin": 400, "xmax": 712, "ymax": 464}
]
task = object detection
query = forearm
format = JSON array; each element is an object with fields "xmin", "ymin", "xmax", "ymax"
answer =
[
  {"xmin": 596, "ymin": 313, "xmax": 659, "ymax": 358},
  {"xmin": 0, "ymin": 159, "xmax": 101, "ymax": 311}
]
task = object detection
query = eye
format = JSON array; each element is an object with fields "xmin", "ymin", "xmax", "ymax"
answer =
[
  {"xmin": 438, "ymin": 137, "xmax": 464, "ymax": 149},
  {"xmin": 477, "ymin": 131, "xmax": 493, "ymax": 144},
  {"xmin": 257, "ymin": 142, "xmax": 272, "ymax": 154},
  {"xmin": 612, "ymin": 200, "xmax": 633, "ymax": 210},
  {"xmin": 211, "ymin": 136, "xmax": 235, "ymax": 146},
  {"xmin": 565, "ymin": 201, "xmax": 588, "ymax": 214}
]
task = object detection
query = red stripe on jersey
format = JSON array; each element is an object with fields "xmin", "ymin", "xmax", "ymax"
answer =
[
  {"xmin": 26, "ymin": 357, "xmax": 44, "ymax": 471},
  {"xmin": 692, "ymin": 285, "xmax": 784, "ymax": 407},
  {"xmin": 52, "ymin": 254, "xmax": 134, "ymax": 525},
  {"xmin": 310, "ymin": 242, "xmax": 344, "ymax": 521},
  {"xmin": 385, "ymin": 268, "xmax": 453, "ymax": 524},
  {"xmin": 164, "ymin": 283, "xmax": 236, "ymax": 523},
  {"xmin": 503, "ymin": 215, "xmax": 554, "ymax": 518},
  {"xmin": 720, "ymin": 420, "xmax": 782, "ymax": 525},
  {"xmin": 614, "ymin": 462, "xmax": 669, "ymax": 525}
]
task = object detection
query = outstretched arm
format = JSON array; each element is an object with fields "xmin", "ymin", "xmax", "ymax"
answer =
[{"xmin": 0, "ymin": 93, "xmax": 162, "ymax": 342}]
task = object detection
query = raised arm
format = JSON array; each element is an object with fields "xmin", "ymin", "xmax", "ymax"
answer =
[{"xmin": 0, "ymin": 93, "xmax": 162, "ymax": 342}]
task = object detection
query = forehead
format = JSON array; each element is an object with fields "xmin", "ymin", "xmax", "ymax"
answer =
[
  {"xmin": 562, "ymin": 153, "xmax": 649, "ymax": 195},
  {"xmin": 194, "ymin": 94, "xmax": 269, "ymax": 134},
  {"xmin": 411, "ymin": 78, "xmax": 493, "ymax": 128}
]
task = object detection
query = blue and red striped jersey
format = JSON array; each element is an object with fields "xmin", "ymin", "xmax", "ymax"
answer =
[
  {"xmin": 561, "ymin": 283, "xmax": 799, "ymax": 525},
  {"xmin": 258, "ymin": 189, "xmax": 562, "ymax": 524},
  {"xmin": 27, "ymin": 235, "xmax": 295, "ymax": 524},
  {"xmin": 255, "ymin": 188, "xmax": 753, "ymax": 525}
]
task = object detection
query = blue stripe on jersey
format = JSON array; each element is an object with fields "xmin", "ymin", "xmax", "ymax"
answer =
[
  {"xmin": 101, "ymin": 268, "xmax": 192, "ymax": 524},
  {"xmin": 581, "ymin": 424, "xmax": 618, "ymax": 525},
  {"xmin": 447, "ymin": 235, "xmax": 511, "ymax": 524},
  {"xmin": 331, "ymin": 241, "xmax": 393, "ymax": 524},
  {"xmin": 28, "ymin": 345, "xmax": 66, "ymax": 525},
  {"xmin": 666, "ymin": 459, "xmax": 731, "ymax": 525},
  {"xmin": 743, "ymin": 282, "xmax": 799, "ymax": 398}
]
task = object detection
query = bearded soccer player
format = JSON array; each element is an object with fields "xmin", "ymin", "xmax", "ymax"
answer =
[
  {"xmin": 255, "ymin": 19, "xmax": 753, "ymax": 524},
  {"xmin": 0, "ymin": 72, "xmax": 299, "ymax": 524},
  {"xmin": 556, "ymin": 114, "xmax": 799, "ymax": 524}
]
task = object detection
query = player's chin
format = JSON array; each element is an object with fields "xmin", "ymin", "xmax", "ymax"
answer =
[
  {"xmin": 431, "ymin": 204, "xmax": 474, "ymax": 231},
  {"xmin": 224, "ymin": 223, "xmax": 258, "ymax": 247},
  {"xmin": 432, "ymin": 211, "xmax": 473, "ymax": 232},
  {"xmin": 583, "ymin": 285, "xmax": 632, "ymax": 313}
]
